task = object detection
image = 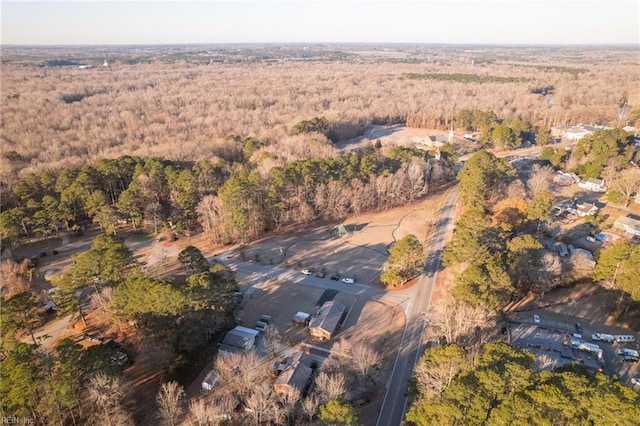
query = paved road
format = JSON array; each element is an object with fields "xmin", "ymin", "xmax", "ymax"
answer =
[
  {"xmin": 209, "ymin": 187, "xmax": 459, "ymax": 426},
  {"xmin": 376, "ymin": 187, "xmax": 459, "ymax": 426}
]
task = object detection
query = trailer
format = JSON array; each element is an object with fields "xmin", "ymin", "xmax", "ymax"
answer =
[
  {"xmin": 201, "ymin": 369, "xmax": 219, "ymax": 392},
  {"xmin": 570, "ymin": 339, "xmax": 603, "ymax": 360},
  {"xmin": 591, "ymin": 333, "xmax": 615, "ymax": 343}
]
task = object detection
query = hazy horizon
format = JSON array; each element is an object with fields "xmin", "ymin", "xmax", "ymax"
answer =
[{"xmin": 2, "ymin": 1, "xmax": 638, "ymax": 46}]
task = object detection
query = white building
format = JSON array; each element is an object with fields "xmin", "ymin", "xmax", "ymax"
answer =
[
  {"xmin": 613, "ymin": 216, "xmax": 640, "ymax": 236},
  {"xmin": 578, "ymin": 178, "xmax": 606, "ymax": 192}
]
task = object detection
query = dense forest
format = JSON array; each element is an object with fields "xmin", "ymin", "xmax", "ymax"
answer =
[
  {"xmin": 1, "ymin": 44, "xmax": 639, "ymax": 425},
  {"xmin": 407, "ymin": 342, "xmax": 640, "ymax": 425},
  {"xmin": 2, "ymin": 45, "xmax": 638, "ymax": 183}
]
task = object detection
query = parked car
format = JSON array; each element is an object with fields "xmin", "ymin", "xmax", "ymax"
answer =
[
  {"xmin": 631, "ymin": 377, "xmax": 640, "ymax": 386},
  {"xmin": 330, "ymin": 275, "xmax": 340, "ymax": 281},
  {"xmin": 315, "ymin": 271, "xmax": 325, "ymax": 278},
  {"xmin": 586, "ymin": 236, "xmax": 597, "ymax": 243},
  {"xmin": 301, "ymin": 269, "xmax": 313, "ymax": 275},
  {"xmin": 533, "ymin": 315, "xmax": 540, "ymax": 324},
  {"xmin": 575, "ymin": 323, "xmax": 583, "ymax": 334},
  {"xmin": 341, "ymin": 277, "xmax": 355, "ymax": 284}
]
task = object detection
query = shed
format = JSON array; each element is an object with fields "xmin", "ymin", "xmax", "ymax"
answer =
[
  {"xmin": 309, "ymin": 301, "xmax": 346, "ymax": 340},
  {"xmin": 218, "ymin": 326, "xmax": 259, "ymax": 354},
  {"xmin": 201, "ymin": 369, "xmax": 219, "ymax": 392},
  {"xmin": 293, "ymin": 312, "xmax": 312, "ymax": 326}
]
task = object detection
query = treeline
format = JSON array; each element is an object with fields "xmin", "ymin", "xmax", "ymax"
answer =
[
  {"xmin": 407, "ymin": 342, "xmax": 640, "ymax": 425},
  {"xmin": 455, "ymin": 109, "xmax": 551, "ymax": 149},
  {"xmin": 0, "ymin": 155, "xmax": 227, "ymax": 253},
  {"xmin": 0, "ymin": 146, "xmax": 453, "ymax": 251},
  {"xmin": 404, "ymin": 72, "xmax": 527, "ymax": 84},
  {"xmin": 407, "ymin": 108, "xmax": 549, "ymax": 149},
  {"xmin": 198, "ymin": 146, "xmax": 453, "ymax": 243}
]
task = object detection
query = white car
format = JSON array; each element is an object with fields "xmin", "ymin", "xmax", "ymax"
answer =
[
  {"xmin": 341, "ymin": 277, "xmax": 355, "ymax": 284},
  {"xmin": 586, "ymin": 236, "xmax": 597, "ymax": 243},
  {"xmin": 533, "ymin": 315, "xmax": 540, "ymax": 324},
  {"xmin": 631, "ymin": 377, "xmax": 640, "ymax": 386},
  {"xmin": 301, "ymin": 269, "xmax": 313, "ymax": 275}
]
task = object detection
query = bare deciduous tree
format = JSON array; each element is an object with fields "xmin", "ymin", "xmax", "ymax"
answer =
[
  {"xmin": 348, "ymin": 342, "xmax": 381, "ymax": 381},
  {"xmin": 301, "ymin": 395, "xmax": 319, "ymax": 424},
  {"xmin": 278, "ymin": 387, "xmax": 301, "ymax": 425},
  {"xmin": 426, "ymin": 294, "xmax": 497, "ymax": 344},
  {"xmin": 314, "ymin": 371, "xmax": 346, "ymax": 403},
  {"xmin": 264, "ymin": 324, "xmax": 282, "ymax": 357},
  {"xmin": 214, "ymin": 351, "xmax": 270, "ymax": 398},
  {"xmin": 86, "ymin": 373, "xmax": 134, "ymax": 426},
  {"xmin": 533, "ymin": 251, "xmax": 562, "ymax": 296},
  {"xmin": 244, "ymin": 382, "xmax": 279, "ymax": 424},
  {"xmin": 534, "ymin": 353, "xmax": 557, "ymax": 371},
  {"xmin": 526, "ymin": 164, "xmax": 555, "ymax": 196},
  {"xmin": 413, "ymin": 348, "xmax": 467, "ymax": 398},
  {"xmin": 211, "ymin": 394, "xmax": 237, "ymax": 424},
  {"xmin": 184, "ymin": 399, "xmax": 209, "ymax": 426},
  {"xmin": 506, "ymin": 179, "xmax": 527, "ymax": 199},
  {"xmin": 156, "ymin": 381, "xmax": 185, "ymax": 426},
  {"xmin": 608, "ymin": 169, "xmax": 640, "ymax": 207},
  {"xmin": 0, "ymin": 259, "xmax": 33, "ymax": 299}
]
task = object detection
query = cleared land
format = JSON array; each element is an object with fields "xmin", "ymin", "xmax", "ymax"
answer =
[{"xmin": 237, "ymin": 188, "xmax": 449, "ymax": 285}]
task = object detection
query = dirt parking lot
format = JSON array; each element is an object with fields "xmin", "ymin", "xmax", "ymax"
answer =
[
  {"xmin": 238, "ymin": 190, "xmax": 448, "ymax": 285},
  {"xmin": 237, "ymin": 278, "xmax": 403, "ymax": 352}
]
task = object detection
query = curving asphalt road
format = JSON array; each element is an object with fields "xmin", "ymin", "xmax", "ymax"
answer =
[{"xmin": 376, "ymin": 187, "xmax": 459, "ymax": 426}]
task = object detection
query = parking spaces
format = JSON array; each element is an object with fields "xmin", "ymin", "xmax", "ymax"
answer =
[{"xmin": 510, "ymin": 316, "xmax": 639, "ymax": 387}]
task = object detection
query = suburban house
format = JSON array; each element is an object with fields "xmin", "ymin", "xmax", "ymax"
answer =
[
  {"xmin": 273, "ymin": 352, "xmax": 314, "ymax": 395},
  {"xmin": 567, "ymin": 202, "xmax": 598, "ymax": 217},
  {"xmin": 218, "ymin": 326, "xmax": 259, "ymax": 355},
  {"xmin": 309, "ymin": 301, "xmax": 347, "ymax": 341},
  {"xmin": 613, "ymin": 216, "xmax": 640, "ymax": 237},
  {"xmin": 553, "ymin": 172, "xmax": 580, "ymax": 186},
  {"xmin": 578, "ymin": 178, "xmax": 606, "ymax": 192}
]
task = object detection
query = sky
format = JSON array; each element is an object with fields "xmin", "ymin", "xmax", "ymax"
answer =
[{"xmin": 1, "ymin": 1, "xmax": 639, "ymax": 45}]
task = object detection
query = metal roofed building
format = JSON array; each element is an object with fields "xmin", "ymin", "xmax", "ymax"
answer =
[
  {"xmin": 614, "ymin": 216, "xmax": 640, "ymax": 236},
  {"xmin": 309, "ymin": 301, "xmax": 347, "ymax": 341}
]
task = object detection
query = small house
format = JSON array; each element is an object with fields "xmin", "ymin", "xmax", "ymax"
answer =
[
  {"xmin": 309, "ymin": 301, "xmax": 346, "ymax": 341},
  {"xmin": 613, "ymin": 216, "xmax": 640, "ymax": 236},
  {"xmin": 578, "ymin": 178, "xmax": 606, "ymax": 192},
  {"xmin": 273, "ymin": 352, "xmax": 313, "ymax": 395},
  {"xmin": 567, "ymin": 202, "xmax": 598, "ymax": 217}
]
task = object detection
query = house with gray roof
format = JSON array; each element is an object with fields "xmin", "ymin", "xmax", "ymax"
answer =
[{"xmin": 309, "ymin": 301, "xmax": 346, "ymax": 341}]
